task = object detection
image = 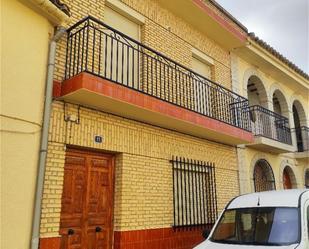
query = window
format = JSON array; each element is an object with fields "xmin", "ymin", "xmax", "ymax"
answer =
[
  {"xmin": 191, "ymin": 56, "xmax": 212, "ymax": 79},
  {"xmin": 307, "ymin": 205, "xmax": 309, "ymax": 238},
  {"xmin": 191, "ymin": 50, "xmax": 214, "ymax": 116},
  {"xmin": 253, "ymin": 159, "xmax": 275, "ymax": 192},
  {"xmin": 103, "ymin": 6, "xmax": 141, "ymax": 87},
  {"xmin": 171, "ymin": 157, "xmax": 217, "ymax": 228},
  {"xmin": 211, "ymin": 207, "xmax": 300, "ymax": 245},
  {"xmin": 104, "ymin": 6, "xmax": 141, "ymax": 41}
]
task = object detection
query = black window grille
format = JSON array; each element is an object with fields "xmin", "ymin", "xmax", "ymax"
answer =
[
  {"xmin": 171, "ymin": 156, "xmax": 218, "ymax": 229},
  {"xmin": 253, "ymin": 159, "xmax": 276, "ymax": 192}
]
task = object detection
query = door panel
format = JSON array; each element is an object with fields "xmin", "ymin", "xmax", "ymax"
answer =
[
  {"xmin": 60, "ymin": 149, "xmax": 114, "ymax": 249},
  {"xmin": 283, "ymin": 169, "xmax": 292, "ymax": 189}
]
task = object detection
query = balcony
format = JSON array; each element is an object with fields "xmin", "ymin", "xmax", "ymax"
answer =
[
  {"xmin": 293, "ymin": 126, "xmax": 309, "ymax": 159},
  {"xmin": 58, "ymin": 16, "xmax": 253, "ymax": 145},
  {"xmin": 247, "ymin": 105, "xmax": 294, "ymax": 153}
]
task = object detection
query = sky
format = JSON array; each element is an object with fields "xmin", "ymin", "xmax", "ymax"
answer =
[{"xmin": 215, "ymin": 0, "xmax": 309, "ymax": 74}]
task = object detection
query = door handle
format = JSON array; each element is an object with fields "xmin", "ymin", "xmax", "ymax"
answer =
[
  {"xmin": 68, "ymin": 229, "xmax": 74, "ymax": 235},
  {"xmin": 95, "ymin": 226, "xmax": 102, "ymax": 233}
]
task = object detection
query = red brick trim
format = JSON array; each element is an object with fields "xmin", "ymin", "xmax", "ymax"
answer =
[
  {"xmin": 61, "ymin": 72, "xmax": 253, "ymax": 143},
  {"xmin": 192, "ymin": 0, "xmax": 247, "ymax": 42},
  {"xmin": 53, "ymin": 80, "xmax": 62, "ymax": 98},
  {"xmin": 114, "ymin": 227, "xmax": 205, "ymax": 249},
  {"xmin": 39, "ymin": 237, "xmax": 61, "ymax": 249},
  {"xmin": 40, "ymin": 227, "xmax": 204, "ymax": 249}
]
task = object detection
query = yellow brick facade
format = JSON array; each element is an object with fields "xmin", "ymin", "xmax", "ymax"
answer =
[
  {"xmin": 40, "ymin": 101, "xmax": 239, "ymax": 237},
  {"xmin": 40, "ymin": 0, "xmax": 250, "ymax": 240}
]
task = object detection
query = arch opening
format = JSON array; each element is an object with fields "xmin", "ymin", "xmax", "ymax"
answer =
[
  {"xmin": 247, "ymin": 76, "xmax": 268, "ymax": 108},
  {"xmin": 272, "ymin": 90, "xmax": 289, "ymax": 118},
  {"xmin": 292, "ymin": 100, "xmax": 308, "ymax": 152},
  {"xmin": 253, "ymin": 159, "xmax": 275, "ymax": 192},
  {"xmin": 282, "ymin": 166, "xmax": 297, "ymax": 189},
  {"xmin": 305, "ymin": 169, "xmax": 309, "ymax": 188}
]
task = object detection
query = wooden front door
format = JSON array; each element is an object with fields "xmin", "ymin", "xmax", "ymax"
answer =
[{"xmin": 60, "ymin": 149, "xmax": 114, "ymax": 249}]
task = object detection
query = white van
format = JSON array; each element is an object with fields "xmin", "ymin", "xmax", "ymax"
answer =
[{"xmin": 194, "ymin": 189, "xmax": 309, "ymax": 249}]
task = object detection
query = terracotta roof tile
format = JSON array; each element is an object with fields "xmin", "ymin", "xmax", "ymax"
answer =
[
  {"xmin": 208, "ymin": 0, "xmax": 308, "ymax": 80},
  {"xmin": 249, "ymin": 32, "xmax": 309, "ymax": 80}
]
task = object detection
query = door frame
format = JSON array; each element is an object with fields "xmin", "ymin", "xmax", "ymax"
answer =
[{"xmin": 62, "ymin": 146, "xmax": 116, "ymax": 249}]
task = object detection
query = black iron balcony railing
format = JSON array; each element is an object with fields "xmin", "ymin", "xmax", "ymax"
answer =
[
  {"xmin": 65, "ymin": 16, "xmax": 251, "ymax": 131},
  {"xmin": 249, "ymin": 105, "xmax": 292, "ymax": 145},
  {"xmin": 293, "ymin": 126, "xmax": 309, "ymax": 152}
]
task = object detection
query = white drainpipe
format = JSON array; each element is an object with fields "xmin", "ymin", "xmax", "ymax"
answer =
[{"xmin": 30, "ymin": 26, "xmax": 66, "ymax": 249}]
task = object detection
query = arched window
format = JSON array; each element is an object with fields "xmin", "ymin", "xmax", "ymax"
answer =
[
  {"xmin": 272, "ymin": 89, "xmax": 289, "ymax": 118},
  {"xmin": 305, "ymin": 169, "xmax": 309, "ymax": 188},
  {"xmin": 283, "ymin": 166, "xmax": 297, "ymax": 189},
  {"xmin": 253, "ymin": 159, "xmax": 275, "ymax": 192},
  {"xmin": 292, "ymin": 100, "xmax": 307, "ymax": 152},
  {"xmin": 247, "ymin": 75, "xmax": 267, "ymax": 108}
]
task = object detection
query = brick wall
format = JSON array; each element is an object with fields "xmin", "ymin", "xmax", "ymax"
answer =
[
  {"xmin": 43, "ymin": 0, "xmax": 246, "ymax": 241},
  {"xmin": 40, "ymin": 101, "xmax": 239, "ymax": 237},
  {"xmin": 40, "ymin": 142, "xmax": 65, "ymax": 237}
]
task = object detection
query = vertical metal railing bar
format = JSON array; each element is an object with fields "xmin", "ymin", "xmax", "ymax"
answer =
[
  {"xmin": 180, "ymin": 157, "xmax": 184, "ymax": 226},
  {"xmin": 205, "ymin": 162, "xmax": 211, "ymax": 225},
  {"xmin": 68, "ymin": 32, "xmax": 73, "ymax": 78},
  {"xmin": 75, "ymin": 32, "xmax": 79, "ymax": 75},
  {"xmin": 110, "ymin": 37, "xmax": 113, "ymax": 81},
  {"xmin": 172, "ymin": 156, "xmax": 176, "ymax": 228},
  {"xmin": 104, "ymin": 35, "xmax": 107, "ymax": 78},
  {"xmin": 187, "ymin": 74, "xmax": 192, "ymax": 111},
  {"xmin": 209, "ymin": 162, "xmax": 215, "ymax": 223},
  {"xmin": 98, "ymin": 32, "xmax": 101, "ymax": 75},
  {"xmin": 155, "ymin": 58, "xmax": 158, "ymax": 97},
  {"xmin": 213, "ymin": 163, "xmax": 218, "ymax": 221},
  {"xmin": 81, "ymin": 26, "xmax": 85, "ymax": 74},
  {"xmin": 185, "ymin": 157, "xmax": 190, "ymax": 227},
  {"xmin": 72, "ymin": 32, "xmax": 77, "ymax": 76},
  {"xmin": 193, "ymin": 159, "xmax": 198, "ymax": 225},
  {"xmin": 137, "ymin": 45, "xmax": 140, "ymax": 90},
  {"xmin": 126, "ymin": 45, "xmax": 129, "ymax": 86},
  {"xmin": 115, "ymin": 39, "xmax": 119, "ymax": 83},
  {"xmin": 91, "ymin": 28, "xmax": 95, "ymax": 73},
  {"xmin": 150, "ymin": 57, "xmax": 154, "ymax": 95},
  {"xmin": 176, "ymin": 156, "xmax": 180, "ymax": 227},
  {"xmin": 64, "ymin": 31, "xmax": 69, "ymax": 79},
  {"xmin": 131, "ymin": 47, "xmax": 134, "ymax": 89},
  {"xmin": 85, "ymin": 22, "xmax": 89, "ymax": 71},
  {"xmin": 177, "ymin": 69, "xmax": 186, "ymax": 106},
  {"xmin": 202, "ymin": 83, "xmax": 206, "ymax": 115},
  {"xmin": 146, "ymin": 54, "xmax": 149, "ymax": 93},
  {"xmin": 163, "ymin": 63, "xmax": 166, "ymax": 100},
  {"xmin": 187, "ymin": 159, "xmax": 193, "ymax": 225},
  {"xmin": 201, "ymin": 161, "xmax": 206, "ymax": 225},
  {"xmin": 175, "ymin": 66, "xmax": 178, "ymax": 104},
  {"xmin": 198, "ymin": 160, "xmax": 203, "ymax": 226}
]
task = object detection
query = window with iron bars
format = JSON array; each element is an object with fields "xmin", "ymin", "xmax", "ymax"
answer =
[{"xmin": 171, "ymin": 156, "xmax": 218, "ymax": 229}]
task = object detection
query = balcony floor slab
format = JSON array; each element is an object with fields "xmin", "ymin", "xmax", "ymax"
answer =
[
  {"xmin": 247, "ymin": 136, "xmax": 295, "ymax": 154},
  {"xmin": 58, "ymin": 72, "xmax": 253, "ymax": 146}
]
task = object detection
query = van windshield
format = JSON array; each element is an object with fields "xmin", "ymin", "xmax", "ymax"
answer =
[{"xmin": 211, "ymin": 207, "xmax": 300, "ymax": 245}]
